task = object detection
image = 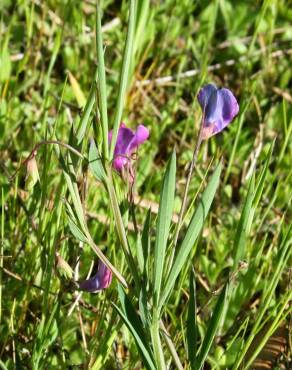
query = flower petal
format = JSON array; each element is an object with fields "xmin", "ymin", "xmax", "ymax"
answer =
[
  {"xmin": 113, "ymin": 156, "xmax": 129, "ymax": 171},
  {"xmin": 128, "ymin": 124, "xmax": 149, "ymax": 152},
  {"xmin": 78, "ymin": 261, "xmax": 112, "ymax": 293},
  {"xmin": 198, "ymin": 84, "xmax": 239, "ymax": 139},
  {"xmin": 219, "ymin": 88, "xmax": 239, "ymax": 124},
  {"xmin": 113, "ymin": 126, "xmax": 135, "ymax": 156},
  {"xmin": 109, "ymin": 123, "xmax": 149, "ymax": 173},
  {"xmin": 197, "ymin": 83, "xmax": 217, "ymax": 111}
]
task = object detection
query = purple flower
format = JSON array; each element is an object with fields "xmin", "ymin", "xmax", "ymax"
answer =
[
  {"xmin": 109, "ymin": 123, "xmax": 149, "ymax": 175},
  {"xmin": 78, "ymin": 261, "xmax": 112, "ymax": 293},
  {"xmin": 197, "ymin": 84, "xmax": 239, "ymax": 140}
]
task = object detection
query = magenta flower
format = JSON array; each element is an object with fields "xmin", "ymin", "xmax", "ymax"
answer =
[
  {"xmin": 197, "ymin": 84, "xmax": 239, "ymax": 140},
  {"xmin": 78, "ymin": 261, "xmax": 112, "ymax": 293},
  {"xmin": 109, "ymin": 123, "xmax": 149, "ymax": 175}
]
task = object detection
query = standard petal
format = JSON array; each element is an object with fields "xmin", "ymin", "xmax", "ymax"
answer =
[
  {"xmin": 198, "ymin": 84, "xmax": 239, "ymax": 139},
  {"xmin": 97, "ymin": 262, "xmax": 112, "ymax": 289},
  {"xmin": 219, "ymin": 88, "xmax": 239, "ymax": 124},
  {"xmin": 205, "ymin": 88, "xmax": 220, "ymax": 123},
  {"xmin": 78, "ymin": 272, "xmax": 102, "ymax": 292},
  {"xmin": 129, "ymin": 124, "xmax": 149, "ymax": 152},
  {"xmin": 197, "ymin": 84, "xmax": 217, "ymax": 111},
  {"xmin": 78, "ymin": 261, "xmax": 112, "ymax": 293},
  {"xmin": 109, "ymin": 123, "xmax": 149, "ymax": 173},
  {"xmin": 114, "ymin": 126, "xmax": 135, "ymax": 156}
]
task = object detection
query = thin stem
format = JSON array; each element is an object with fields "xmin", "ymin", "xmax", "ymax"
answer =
[
  {"xmin": 106, "ymin": 168, "xmax": 141, "ymax": 290},
  {"xmin": 151, "ymin": 309, "xmax": 166, "ymax": 370},
  {"xmin": 84, "ymin": 230, "xmax": 128, "ymax": 288},
  {"xmin": 10, "ymin": 140, "xmax": 85, "ymax": 182},
  {"xmin": 173, "ymin": 121, "xmax": 204, "ymax": 247},
  {"xmin": 159, "ymin": 320, "xmax": 184, "ymax": 370}
]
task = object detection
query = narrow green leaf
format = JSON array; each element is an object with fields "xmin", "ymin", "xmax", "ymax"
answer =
[
  {"xmin": 160, "ymin": 162, "xmax": 222, "ymax": 308},
  {"xmin": 243, "ymin": 291, "xmax": 292, "ymax": 369},
  {"xmin": 88, "ymin": 139, "xmax": 106, "ymax": 182},
  {"xmin": 109, "ymin": 0, "xmax": 136, "ymax": 159},
  {"xmin": 194, "ymin": 284, "xmax": 229, "ymax": 370},
  {"xmin": 113, "ymin": 285, "xmax": 156, "ymax": 370},
  {"xmin": 136, "ymin": 232, "xmax": 144, "ymax": 274},
  {"xmin": 96, "ymin": 2, "xmax": 109, "ymax": 158},
  {"xmin": 0, "ymin": 45, "xmax": 11, "ymax": 82},
  {"xmin": 187, "ymin": 268, "xmax": 198, "ymax": 369},
  {"xmin": 233, "ymin": 173, "xmax": 254, "ymax": 269},
  {"xmin": 76, "ymin": 83, "xmax": 96, "ymax": 145},
  {"xmin": 253, "ymin": 140, "xmax": 274, "ymax": 208},
  {"xmin": 67, "ymin": 218, "xmax": 87, "ymax": 243},
  {"xmin": 139, "ymin": 286, "xmax": 151, "ymax": 329},
  {"xmin": 141, "ymin": 209, "xmax": 151, "ymax": 271},
  {"xmin": 233, "ymin": 225, "xmax": 292, "ymax": 369},
  {"xmin": 153, "ymin": 150, "xmax": 176, "ymax": 306}
]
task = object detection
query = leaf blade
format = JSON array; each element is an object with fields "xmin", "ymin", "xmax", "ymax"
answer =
[
  {"xmin": 160, "ymin": 161, "xmax": 222, "ymax": 308},
  {"xmin": 153, "ymin": 150, "xmax": 176, "ymax": 306},
  {"xmin": 187, "ymin": 268, "xmax": 198, "ymax": 369},
  {"xmin": 114, "ymin": 285, "xmax": 156, "ymax": 370},
  {"xmin": 194, "ymin": 284, "xmax": 229, "ymax": 370}
]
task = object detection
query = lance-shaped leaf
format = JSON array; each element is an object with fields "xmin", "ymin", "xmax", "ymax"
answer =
[
  {"xmin": 89, "ymin": 139, "xmax": 106, "ymax": 182},
  {"xmin": 153, "ymin": 150, "xmax": 176, "ymax": 306},
  {"xmin": 160, "ymin": 162, "xmax": 222, "ymax": 308},
  {"xmin": 233, "ymin": 173, "xmax": 254, "ymax": 270},
  {"xmin": 113, "ymin": 285, "xmax": 156, "ymax": 370},
  {"xmin": 194, "ymin": 284, "xmax": 228, "ymax": 370},
  {"xmin": 187, "ymin": 268, "xmax": 198, "ymax": 368}
]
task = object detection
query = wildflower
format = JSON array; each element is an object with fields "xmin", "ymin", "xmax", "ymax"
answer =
[
  {"xmin": 197, "ymin": 84, "xmax": 239, "ymax": 139},
  {"xmin": 109, "ymin": 123, "xmax": 149, "ymax": 179},
  {"xmin": 78, "ymin": 261, "xmax": 112, "ymax": 293}
]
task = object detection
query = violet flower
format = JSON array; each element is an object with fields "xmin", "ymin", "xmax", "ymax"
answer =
[
  {"xmin": 109, "ymin": 123, "xmax": 149, "ymax": 176},
  {"xmin": 197, "ymin": 84, "xmax": 239, "ymax": 140},
  {"xmin": 78, "ymin": 261, "xmax": 112, "ymax": 293}
]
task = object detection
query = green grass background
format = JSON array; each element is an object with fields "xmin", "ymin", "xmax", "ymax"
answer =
[{"xmin": 0, "ymin": 0, "xmax": 291, "ymax": 369}]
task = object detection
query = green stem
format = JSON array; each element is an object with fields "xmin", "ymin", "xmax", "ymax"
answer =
[
  {"xmin": 84, "ymin": 230, "xmax": 128, "ymax": 288},
  {"xmin": 151, "ymin": 309, "xmax": 166, "ymax": 370},
  {"xmin": 160, "ymin": 320, "xmax": 184, "ymax": 370},
  {"xmin": 106, "ymin": 168, "xmax": 141, "ymax": 290}
]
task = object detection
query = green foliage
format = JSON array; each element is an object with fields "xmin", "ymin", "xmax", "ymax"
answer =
[
  {"xmin": 153, "ymin": 150, "xmax": 176, "ymax": 307},
  {"xmin": 0, "ymin": 0, "xmax": 291, "ymax": 368}
]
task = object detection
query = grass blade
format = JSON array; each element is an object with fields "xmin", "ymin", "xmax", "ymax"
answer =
[
  {"xmin": 76, "ymin": 78, "xmax": 96, "ymax": 145},
  {"xmin": 187, "ymin": 268, "xmax": 198, "ymax": 369},
  {"xmin": 153, "ymin": 150, "xmax": 176, "ymax": 306},
  {"xmin": 160, "ymin": 161, "xmax": 222, "ymax": 308},
  {"xmin": 114, "ymin": 285, "xmax": 156, "ymax": 370},
  {"xmin": 194, "ymin": 284, "xmax": 228, "ymax": 370},
  {"xmin": 232, "ymin": 173, "xmax": 254, "ymax": 270},
  {"xmin": 109, "ymin": 0, "xmax": 136, "ymax": 159},
  {"xmin": 233, "ymin": 224, "xmax": 292, "ymax": 369},
  {"xmin": 96, "ymin": 2, "xmax": 109, "ymax": 158},
  {"xmin": 88, "ymin": 139, "xmax": 106, "ymax": 182}
]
